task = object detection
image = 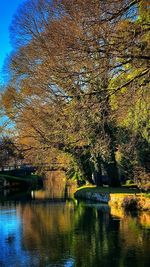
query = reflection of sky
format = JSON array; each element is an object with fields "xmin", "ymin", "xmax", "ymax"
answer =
[
  {"xmin": 0, "ymin": 206, "xmax": 74, "ymax": 267},
  {"xmin": 64, "ymin": 258, "xmax": 75, "ymax": 267},
  {"xmin": 0, "ymin": 208, "xmax": 32, "ymax": 267}
]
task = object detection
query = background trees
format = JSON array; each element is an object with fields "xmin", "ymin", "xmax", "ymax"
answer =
[
  {"xmin": 1, "ymin": 0, "xmax": 150, "ymax": 186},
  {"xmin": 0, "ymin": 136, "xmax": 23, "ymax": 170}
]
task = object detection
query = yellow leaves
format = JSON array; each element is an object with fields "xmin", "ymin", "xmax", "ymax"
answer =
[
  {"xmin": 1, "ymin": 87, "xmax": 18, "ymax": 119},
  {"xmin": 116, "ymin": 20, "xmax": 131, "ymax": 32},
  {"xmin": 109, "ymin": 64, "xmax": 150, "ymax": 136},
  {"xmin": 109, "ymin": 94, "xmax": 118, "ymax": 111},
  {"xmin": 2, "ymin": 87, "xmax": 16, "ymax": 108},
  {"xmin": 56, "ymin": 152, "xmax": 72, "ymax": 167},
  {"xmin": 115, "ymin": 150, "xmax": 122, "ymax": 165},
  {"xmin": 20, "ymin": 80, "xmax": 34, "ymax": 96},
  {"xmin": 139, "ymin": 0, "xmax": 150, "ymax": 23},
  {"xmin": 1, "ymin": 0, "xmax": 149, "ymax": 172}
]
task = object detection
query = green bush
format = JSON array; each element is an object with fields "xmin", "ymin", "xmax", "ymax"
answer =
[{"xmin": 125, "ymin": 179, "xmax": 134, "ymax": 185}]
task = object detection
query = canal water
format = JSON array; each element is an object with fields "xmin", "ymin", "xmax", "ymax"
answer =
[{"xmin": 0, "ymin": 172, "xmax": 150, "ymax": 267}]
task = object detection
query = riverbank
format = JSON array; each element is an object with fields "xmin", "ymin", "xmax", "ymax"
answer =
[{"xmin": 74, "ymin": 186, "xmax": 150, "ymax": 211}]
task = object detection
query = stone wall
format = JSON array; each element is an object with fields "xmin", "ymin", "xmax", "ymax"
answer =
[{"xmin": 74, "ymin": 190, "xmax": 110, "ymax": 203}]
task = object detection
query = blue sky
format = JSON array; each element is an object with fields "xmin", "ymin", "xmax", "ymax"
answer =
[{"xmin": 0, "ymin": 0, "xmax": 24, "ymax": 85}]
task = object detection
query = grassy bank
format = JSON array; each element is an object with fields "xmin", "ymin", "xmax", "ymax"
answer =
[
  {"xmin": 74, "ymin": 186, "xmax": 150, "ymax": 211},
  {"xmin": 75, "ymin": 185, "xmax": 141, "ymax": 194}
]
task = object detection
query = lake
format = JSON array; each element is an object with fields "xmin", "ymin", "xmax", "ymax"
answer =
[{"xmin": 0, "ymin": 171, "xmax": 150, "ymax": 267}]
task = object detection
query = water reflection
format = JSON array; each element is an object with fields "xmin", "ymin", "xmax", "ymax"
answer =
[
  {"xmin": 0, "ymin": 171, "xmax": 76, "ymax": 202},
  {"xmin": 37, "ymin": 171, "xmax": 76, "ymax": 199},
  {"xmin": 0, "ymin": 201, "xmax": 150, "ymax": 267}
]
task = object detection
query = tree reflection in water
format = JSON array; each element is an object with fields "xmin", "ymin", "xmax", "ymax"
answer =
[
  {"xmin": 33, "ymin": 171, "xmax": 76, "ymax": 200},
  {"xmin": 1, "ymin": 171, "xmax": 149, "ymax": 266},
  {"xmin": 14, "ymin": 202, "xmax": 150, "ymax": 267}
]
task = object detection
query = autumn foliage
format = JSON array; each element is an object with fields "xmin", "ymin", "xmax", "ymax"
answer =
[{"xmin": 1, "ymin": 0, "xmax": 149, "ymax": 186}]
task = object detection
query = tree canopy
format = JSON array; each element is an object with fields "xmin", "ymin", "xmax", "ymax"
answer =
[{"xmin": 1, "ymin": 0, "xmax": 150, "ymax": 186}]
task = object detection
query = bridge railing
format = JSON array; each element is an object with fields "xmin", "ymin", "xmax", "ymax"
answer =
[{"xmin": 0, "ymin": 162, "xmax": 65, "ymax": 172}]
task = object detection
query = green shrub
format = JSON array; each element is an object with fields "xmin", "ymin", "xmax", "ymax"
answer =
[{"xmin": 125, "ymin": 179, "xmax": 134, "ymax": 185}]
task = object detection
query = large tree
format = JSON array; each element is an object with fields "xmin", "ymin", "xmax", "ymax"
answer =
[{"xmin": 2, "ymin": 0, "xmax": 149, "ymax": 186}]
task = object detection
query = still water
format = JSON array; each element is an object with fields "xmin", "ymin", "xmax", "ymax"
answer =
[{"xmin": 0, "ymin": 172, "xmax": 150, "ymax": 267}]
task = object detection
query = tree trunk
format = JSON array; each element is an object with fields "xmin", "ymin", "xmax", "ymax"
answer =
[
  {"xmin": 103, "ymin": 151, "xmax": 120, "ymax": 187},
  {"xmin": 91, "ymin": 156, "xmax": 103, "ymax": 186}
]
